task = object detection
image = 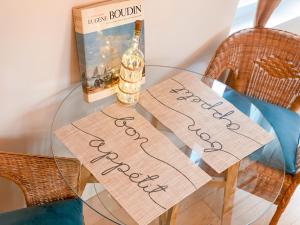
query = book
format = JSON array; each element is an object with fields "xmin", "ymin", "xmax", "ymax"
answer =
[{"xmin": 73, "ymin": 0, "xmax": 145, "ymax": 102}]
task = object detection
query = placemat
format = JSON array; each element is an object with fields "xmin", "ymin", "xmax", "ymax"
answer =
[
  {"xmin": 55, "ymin": 103, "xmax": 211, "ymax": 225},
  {"xmin": 139, "ymin": 72, "xmax": 274, "ymax": 173}
]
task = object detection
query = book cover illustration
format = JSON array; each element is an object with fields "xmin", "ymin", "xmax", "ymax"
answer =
[{"xmin": 73, "ymin": 0, "xmax": 145, "ymax": 101}]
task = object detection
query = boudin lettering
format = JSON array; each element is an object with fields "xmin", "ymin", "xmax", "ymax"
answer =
[{"xmin": 110, "ymin": 5, "xmax": 142, "ymax": 19}]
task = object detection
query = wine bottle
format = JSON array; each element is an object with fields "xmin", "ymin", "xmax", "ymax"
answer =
[{"xmin": 117, "ymin": 20, "xmax": 144, "ymax": 105}]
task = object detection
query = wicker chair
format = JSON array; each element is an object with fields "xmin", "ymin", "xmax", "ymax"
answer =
[
  {"xmin": 205, "ymin": 28, "xmax": 300, "ymax": 225},
  {"xmin": 0, "ymin": 151, "xmax": 80, "ymax": 207}
]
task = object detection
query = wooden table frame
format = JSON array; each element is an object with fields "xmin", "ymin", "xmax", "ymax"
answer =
[{"xmin": 157, "ymin": 162, "xmax": 241, "ymax": 225}]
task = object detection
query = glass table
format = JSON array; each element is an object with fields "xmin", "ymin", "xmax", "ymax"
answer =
[{"xmin": 51, "ymin": 65, "xmax": 285, "ymax": 225}]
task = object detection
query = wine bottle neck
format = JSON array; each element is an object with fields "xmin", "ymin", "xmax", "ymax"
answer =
[
  {"xmin": 131, "ymin": 20, "xmax": 142, "ymax": 50},
  {"xmin": 131, "ymin": 34, "xmax": 140, "ymax": 49}
]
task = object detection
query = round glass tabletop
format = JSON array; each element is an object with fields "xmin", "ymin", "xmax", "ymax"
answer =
[{"xmin": 51, "ymin": 65, "xmax": 285, "ymax": 225}]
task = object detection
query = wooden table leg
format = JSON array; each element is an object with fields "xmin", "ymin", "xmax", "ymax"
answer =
[
  {"xmin": 222, "ymin": 162, "xmax": 240, "ymax": 225},
  {"xmin": 78, "ymin": 164, "xmax": 97, "ymax": 196},
  {"xmin": 151, "ymin": 116, "xmax": 159, "ymax": 128},
  {"xmin": 159, "ymin": 212, "xmax": 167, "ymax": 225},
  {"xmin": 159, "ymin": 206, "xmax": 178, "ymax": 225},
  {"xmin": 167, "ymin": 206, "xmax": 178, "ymax": 225}
]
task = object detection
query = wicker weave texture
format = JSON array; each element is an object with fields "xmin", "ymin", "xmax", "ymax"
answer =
[
  {"xmin": 238, "ymin": 160, "xmax": 285, "ymax": 202},
  {"xmin": 0, "ymin": 152, "xmax": 80, "ymax": 207},
  {"xmin": 205, "ymin": 28, "xmax": 300, "ymax": 109}
]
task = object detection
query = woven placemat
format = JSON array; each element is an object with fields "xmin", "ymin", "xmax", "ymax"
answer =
[
  {"xmin": 139, "ymin": 72, "xmax": 274, "ymax": 173},
  {"xmin": 55, "ymin": 103, "xmax": 211, "ymax": 225}
]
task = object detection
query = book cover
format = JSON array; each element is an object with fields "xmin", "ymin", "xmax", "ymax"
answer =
[{"xmin": 73, "ymin": 0, "xmax": 145, "ymax": 102}]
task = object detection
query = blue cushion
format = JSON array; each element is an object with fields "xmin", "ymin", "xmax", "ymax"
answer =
[
  {"xmin": 224, "ymin": 89, "xmax": 300, "ymax": 174},
  {"xmin": 0, "ymin": 198, "xmax": 83, "ymax": 225}
]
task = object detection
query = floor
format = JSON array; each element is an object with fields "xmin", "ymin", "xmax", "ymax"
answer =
[
  {"xmin": 253, "ymin": 186, "xmax": 300, "ymax": 225},
  {"xmin": 83, "ymin": 186, "xmax": 300, "ymax": 225},
  {"xmin": 275, "ymin": 186, "xmax": 300, "ymax": 225}
]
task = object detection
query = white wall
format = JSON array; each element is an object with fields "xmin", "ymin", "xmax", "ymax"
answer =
[
  {"xmin": 0, "ymin": 0, "xmax": 238, "ymax": 211},
  {"xmin": 275, "ymin": 16, "xmax": 300, "ymax": 35}
]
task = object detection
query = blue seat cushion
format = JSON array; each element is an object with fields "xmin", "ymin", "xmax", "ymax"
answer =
[
  {"xmin": 0, "ymin": 198, "xmax": 83, "ymax": 225},
  {"xmin": 224, "ymin": 89, "xmax": 300, "ymax": 174}
]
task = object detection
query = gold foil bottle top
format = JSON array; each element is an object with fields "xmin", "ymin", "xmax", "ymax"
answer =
[{"xmin": 134, "ymin": 20, "xmax": 142, "ymax": 36}]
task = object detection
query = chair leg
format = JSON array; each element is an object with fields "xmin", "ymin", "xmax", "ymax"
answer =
[{"xmin": 270, "ymin": 176, "xmax": 299, "ymax": 225}]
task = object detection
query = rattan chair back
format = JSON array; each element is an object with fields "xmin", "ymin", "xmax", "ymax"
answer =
[
  {"xmin": 0, "ymin": 151, "xmax": 80, "ymax": 207},
  {"xmin": 205, "ymin": 28, "xmax": 300, "ymax": 110}
]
